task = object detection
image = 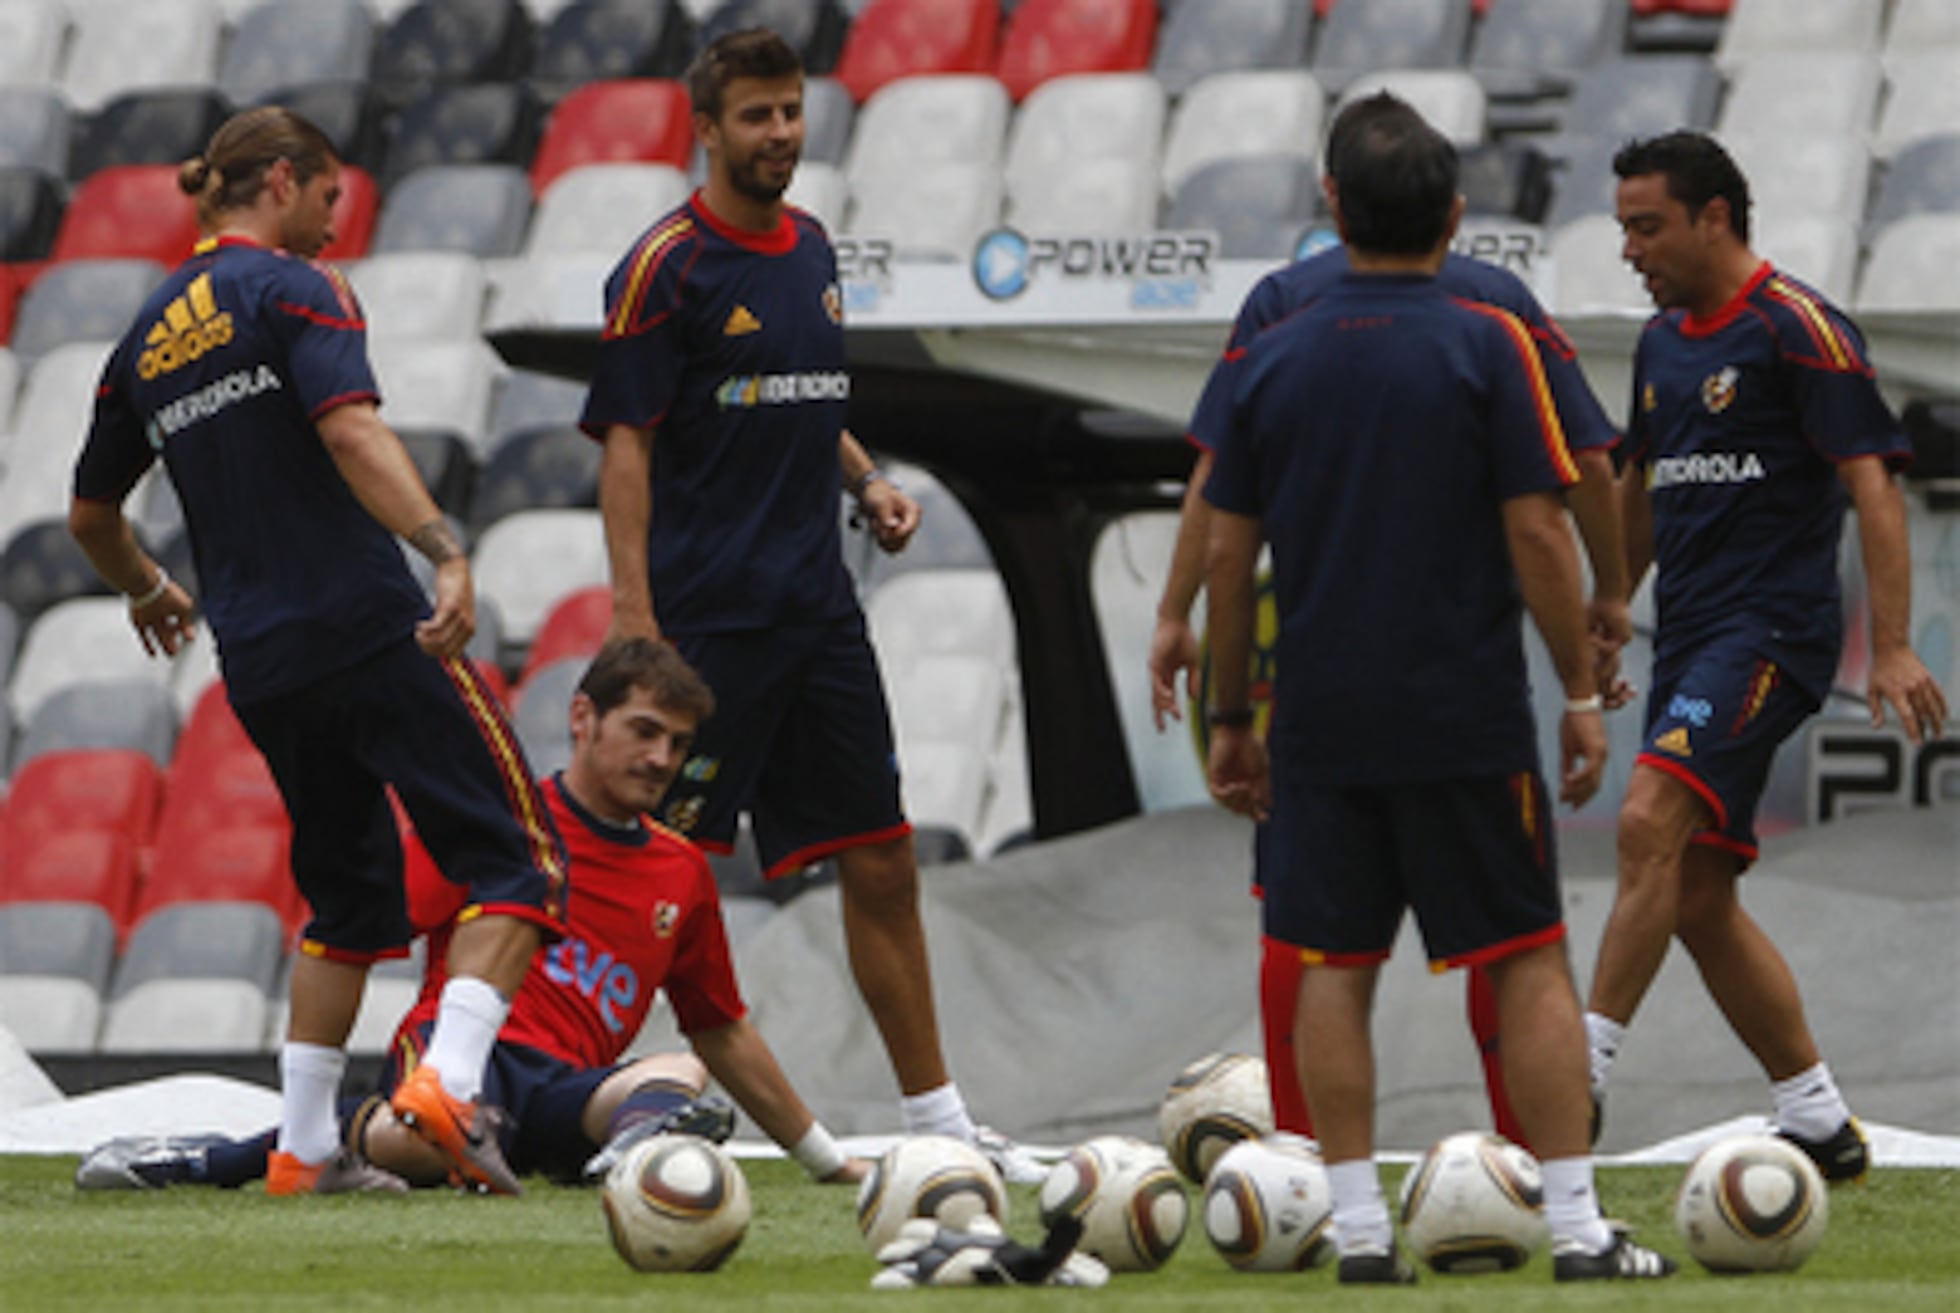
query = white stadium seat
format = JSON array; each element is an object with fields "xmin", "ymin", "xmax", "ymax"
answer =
[
  {"xmin": 0, "ymin": 340, "xmax": 113, "ymax": 547},
  {"xmin": 897, "ymin": 738, "xmax": 987, "ymax": 848},
  {"xmin": 1856, "ymin": 214, "xmax": 1960, "ymax": 313},
  {"xmin": 846, "ymin": 160, "xmax": 1001, "ymax": 261},
  {"xmin": 1007, "ymin": 157, "xmax": 1159, "ymax": 236},
  {"xmin": 1334, "ymin": 70, "xmax": 1487, "ymax": 148},
  {"xmin": 845, "ymin": 74, "xmax": 1012, "ymax": 198},
  {"xmin": 1549, "ymin": 214, "xmax": 1651, "ymax": 317},
  {"xmin": 0, "ymin": 978, "xmax": 101, "ymax": 1053},
  {"xmin": 368, "ymin": 338, "xmax": 505, "ymax": 454},
  {"xmin": 524, "ymin": 163, "xmax": 691, "ymax": 259},
  {"xmin": 1883, "ymin": 0, "xmax": 1960, "ymax": 75},
  {"xmin": 347, "ymin": 252, "xmax": 488, "ymax": 341},
  {"xmin": 61, "ymin": 0, "xmax": 222, "ymax": 113},
  {"xmin": 864, "ymin": 568, "xmax": 1015, "ymax": 677},
  {"xmin": 1717, "ymin": 133, "xmax": 1871, "ymax": 226},
  {"xmin": 1718, "ymin": 53, "xmax": 1881, "ymax": 140},
  {"xmin": 786, "ymin": 161, "xmax": 850, "ymax": 233},
  {"xmin": 471, "ymin": 508, "xmax": 609, "ymax": 647},
  {"xmin": 10, "ymin": 598, "xmax": 174, "ymax": 725},
  {"xmin": 1715, "ymin": 0, "xmax": 1884, "ymax": 71},
  {"xmin": 0, "ymin": 0, "xmax": 64, "ymax": 88},
  {"xmin": 1875, "ymin": 54, "xmax": 1960, "ymax": 160},
  {"xmin": 1754, "ymin": 215, "xmax": 1859, "ymax": 306},
  {"xmin": 1003, "ymin": 73, "xmax": 1165, "ymax": 209},
  {"xmin": 0, "ymin": 347, "xmax": 16, "ymax": 430},
  {"xmin": 887, "ymin": 653, "xmax": 1007, "ymax": 747},
  {"xmin": 1161, "ymin": 70, "xmax": 1323, "ymax": 200},
  {"xmin": 99, "ymin": 980, "xmax": 270, "ymax": 1053}
]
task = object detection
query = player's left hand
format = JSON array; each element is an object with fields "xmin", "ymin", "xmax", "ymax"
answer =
[
  {"xmin": 1148, "ymin": 616, "xmax": 1200, "ymax": 731},
  {"xmin": 1868, "ymin": 645, "xmax": 1949, "ymax": 745},
  {"xmin": 1558, "ymin": 706, "xmax": 1608, "ymax": 808},
  {"xmin": 821, "ymin": 1157, "xmax": 872, "ymax": 1185},
  {"xmin": 859, "ymin": 479, "xmax": 920, "ymax": 555},
  {"xmin": 870, "ymin": 1216, "xmax": 1104, "ymax": 1289}
]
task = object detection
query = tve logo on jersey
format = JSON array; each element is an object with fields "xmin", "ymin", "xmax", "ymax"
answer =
[
  {"xmin": 139, "ymin": 273, "xmax": 233, "ymax": 378},
  {"xmin": 543, "ymin": 937, "xmax": 641, "ymax": 1035}
]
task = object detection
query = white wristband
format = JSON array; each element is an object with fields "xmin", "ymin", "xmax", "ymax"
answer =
[
  {"xmin": 1565, "ymin": 694, "xmax": 1604, "ymax": 714},
  {"xmin": 789, "ymin": 1122, "xmax": 846, "ymax": 1179},
  {"xmin": 129, "ymin": 568, "xmax": 170, "ymax": 609}
]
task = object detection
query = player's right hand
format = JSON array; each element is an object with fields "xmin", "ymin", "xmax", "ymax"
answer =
[
  {"xmin": 131, "ymin": 582, "xmax": 198, "ymax": 658},
  {"xmin": 1148, "ymin": 616, "xmax": 1200, "ymax": 731},
  {"xmin": 1206, "ymin": 727, "xmax": 1270, "ymax": 822},
  {"xmin": 415, "ymin": 557, "xmax": 475, "ymax": 659}
]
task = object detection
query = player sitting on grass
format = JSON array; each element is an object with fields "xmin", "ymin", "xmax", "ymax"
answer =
[{"xmin": 79, "ymin": 639, "xmax": 866, "ymax": 1192}]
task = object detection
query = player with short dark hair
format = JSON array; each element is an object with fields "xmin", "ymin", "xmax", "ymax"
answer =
[
  {"xmin": 1583, "ymin": 131, "xmax": 1947, "ymax": 1179},
  {"xmin": 577, "ymin": 28, "xmax": 1039, "ymax": 1182},
  {"xmin": 69, "ymin": 105, "xmax": 564, "ymax": 1198},
  {"xmin": 1151, "ymin": 92, "xmax": 1632, "ymax": 1151},
  {"xmin": 78, "ymin": 639, "xmax": 868, "ymax": 1192},
  {"xmin": 1203, "ymin": 101, "xmax": 1672, "ymax": 1284}
]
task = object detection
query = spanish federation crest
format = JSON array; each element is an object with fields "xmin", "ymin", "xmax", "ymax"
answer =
[
  {"xmin": 1700, "ymin": 365, "xmax": 1739, "ymax": 414},
  {"xmin": 652, "ymin": 901, "xmax": 680, "ymax": 938},
  {"xmin": 822, "ymin": 282, "xmax": 842, "ymax": 324}
]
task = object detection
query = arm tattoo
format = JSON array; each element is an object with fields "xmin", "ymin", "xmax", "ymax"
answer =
[{"xmin": 408, "ymin": 518, "xmax": 463, "ymax": 565}]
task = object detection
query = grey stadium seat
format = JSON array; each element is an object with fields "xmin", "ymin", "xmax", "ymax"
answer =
[
  {"xmin": 801, "ymin": 76, "xmax": 857, "ymax": 168},
  {"xmin": 0, "ymin": 87, "xmax": 70, "ymax": 175},
  {"xmin": 0, "ymin": 902, "xmax": 117, "ymax": 1053},
  {"xmin": 14, "ymin": 679, "xmax": 179, "ymax": 772},
  {"xmin": 469, "ymin": 425, "xmax": 599, "ymax": 532},
  {"xmin": 9, "ymin": 259, "xmax": 167, "ymax": 366},
  {"xmin": 1470, "ymin": 0, "xmax": 1625, "ymax": 133},
  {"xmin": 1151, "ymin": 0, "xmax": 1315, "ymax": 99},
  {"xmin": 1865, "ymin": 135, "xmax": 1960, "ymax": 244},
  {"xmin": 112, "ymin": 901, "xmax": 289, "ymax": 1000},
  {"xmin": 529, "ymin": 0, "xmax": 697, "ymax": 100},
  {"xmin": 1552, "ymin": 57, "xmax": 1722, "ymax": 153},
  {"xmin": 370, "ymin": 0, "xmax": 536, "ymax": 111},
  {"xmin": 1165, "ymin": 154, "xmax": 1320, "ymax": 260},
  {"xmin": 371, "ymin": 164, "xmax": 535, "ymax": 257},
  {"xmin": 1544, "ymin": 136, "xmax": 1628, "ymax": 232},
  {"xmin": 1458, "ymin": 140, "xmax": 1555, "ymax": 224},
  {"xmin": 511, "ymin": 655, "xmax": 582, "ymax": 779},
  {"xmin": 1311, "ymin": 0, "xmax": 1472, "ymax": 96},
  {"xmin": 0, "ymin": 165, "xmax": 61, "ymax": 262},
  {"xmin": 257, "ymin": 80, "xmax": 390, "ymax": 177},
  {"xmin": 0, "ymin": 519, "xmax": 113, "ymax": 625},
  {"xmin": 217, "ymin": 0, "xmax": 375, "ymax": 107},
  {"xmin": 700, "ymin": 0, "xmax": 849, "ymax": 76},
  {"xmin": 67, "ymin": 88, "xmax": 233, "ymax": 183},
  {"xmin": 488, "ymin": 369, "xmax": 589, "ymax": 455},
  {"xmin": 377, "ymin": 82, "xmax": 546, "ymax": 192}
]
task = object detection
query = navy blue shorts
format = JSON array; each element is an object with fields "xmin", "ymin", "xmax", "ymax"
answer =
[
  {"xmin": 382, "ymin": 1023, "xmax": 615, "ymax": 1182},
  {"xmin": 665, "ymin": 614, "xmax": 908, "ymax": 877},
  {"xmin": 1638, "ymin": 642, "xmax": 1821, "ymax": 865},
  {"xmin": 1257, "ymin": 757, "xmax": 1566, "ymax": 970},
  {"xmin": 233, "ymin": 639, "xmax": 567, "ymax": 961}
]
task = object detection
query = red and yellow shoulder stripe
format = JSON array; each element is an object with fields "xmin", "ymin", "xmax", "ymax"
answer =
[
  {"xmin": 606, "ymin": 214, "xmax": 695, "ymax": 338},
  {"xmin": 1761, "ymin": 275, "xmax": 1863, "ymax": 373},
  {"xmin": 1455, "ymin": 298, "xmax": 1579, "ymax": 484}
]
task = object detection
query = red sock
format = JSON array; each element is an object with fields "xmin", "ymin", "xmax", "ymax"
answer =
[
  {"xmin": 1468, "ymin": 965, "xmax": 1530, "ymax": 1151},
  {"xmin": 1259, "ymin": 936, "xmax": 1313, "ymax": 1135}
]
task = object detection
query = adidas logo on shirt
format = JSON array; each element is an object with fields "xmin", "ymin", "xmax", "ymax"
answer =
[
  {"xmin": 723, "ymin": 304, "xmax": 761, "ymax": 336},
  {"xmin": 1654, "ymin": 727, "xmax": 1693, "ymax": 758},
  {"xmin": 139, "ymin": 273, "xmax": 233, "ymax": 379}
]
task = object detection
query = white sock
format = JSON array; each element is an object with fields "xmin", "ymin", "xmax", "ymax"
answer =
[
  {"xmin": 1327, "ymin": 1159, "xmax": 1393, "ymax": 1254},
  {"xmin": 277, "ymin": 1042, "xmax": 347, "ymax": 1165},
  {"xmin": 1772, "ymin": 1062, "xmax": 1851, "ymax": 1142},
  {"xmin": 899, "ymin": 1082, "xmax": 976, "ymax": 1141},
  {"xmin": 422, "ymin": 976, "xmax": 510, "ymax": 1102},
  {"xmin": 1584, "ymin": 1012, "xmax": 1625, "ymax": 1091},
  {"xmin": 1542, "ymin": 1156, "xmax": 1613, "ymax": 1253}
]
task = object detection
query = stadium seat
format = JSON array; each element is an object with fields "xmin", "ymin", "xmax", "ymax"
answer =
[
  {"xmin": 169, "ymin": 680, "xmax": 253, "ymax": 777},
  {"xmin": 68, "ymin": 88, "xmax": 232, "ymax": 184},
  {"xmin": 785, "ymin": 161, "xmax": 849, "ymax": 231},
  {"xmin": 469, "ymin": 425, "xmax": 599, "ymax": 532},
  {"xmin": 10, "ymin": 599, "xmax": 179, "ymax": 728},
  {"xmin": 396, "ymin": 428, "xmax": 478, "ymax": 520},
  {"xmin": 0, "ymin": 518, "xmax": 112, "ymax": 622},
  {"xmin": 1856, "ymin": 214, "xmax": 1960, "ymax": 313},
  {"xmin": 0, "ymin": 830, "xmax": 143, "ymax": 932},
  {"xmin": 115, "ymin": 900, "xmax": 289, "ymax": 997},
  {"xmin": 100, "ymin": 978, "xmax": 271, "ymax": 1052},
  {"xmin": 525, "ymin": 163, "xmax": 689, "ymax": 258},
  {"xmin": 1719, "ymin": 133, "xmax": 1871, "ymax": 230},
  {"xmin": 699, "ymin": 0, "xmax": 850, "ymax": 76},
  {"xmin": 1875, "ymin": 54, "xmax": 1960, "ymax": 161},
  {"xmin": 60, "ymin": 0, "xmax": 223, "ymax": 114},
  {"xmin": 510, "ymin": 653, "xmax": 582, "ymax": 778},
  {"xmin": 845, "ymin": 75, "xmax": 1012, "ymax": 199},
  {"xmin": 0, "ymin": 165, "xmax": 60, "ymax": 261},
  {"xmin": 0, "ymin": 86, "xmax": 69, "ymax": 176},
  {"xmin": 0, "ymin": 346, "xmax": 16, "ymax": 425},
  {"xmin": 1009, "ymin": 155, "xmax": 1155, "ymax": 235},
  {"xmin": 894, "ymin": 738, "xmax": 986, "ymax": 847},
  {"xmin": 1882, "ymin": 0, "xmax": 1960, "ymax": 75},
  {"xmin": 379, "ymin": 82, "xmax": 545, "ymax": 192},
  {"xmin": 369, "ymin": 337, "xmax": 505, "ymax": 453},
  {"xmin": 0, "ymin": 0, "xmax": 65, "ymax": 88},
  {"xmin": 313, "ymin": 162, "xmax": 380, "ymax": 262},
  {"xmin": 1470, "ymin": 0, "xmax": 1624, "ymax": 102},
  {"xmin": 1549, "ymin": 213, "xmax": 1652, "ymax": 316},
  {"xmin": 0, "ymin": 269, "xmax": 18, "ymax": 347},
  {"xmin": 888, "ymin": 653, "xmax": 1007, "ymax": 747},
  {"xmin": 471, "ymin": 508, "xmax": 608, "ymax": 647},
  {"xmin": 845, "ymin": 167, "xmax": 999, "ymax": 261},
  {"xmin": 529, "ymin": 79, "xmax": 693, "ymax": 196},
  {"xmin": 0, "ymin": 975, "xmax": 102, "ymax": 1051},
  {"xmin": 838, "ymin": 460, "xmax": 994, "ymax": 592},
  {"xmin": 15, "ymin": 679, "xmax": 177, "ymax": 772},
  {"xmin": 218, "ymin": 0, "xmax": 374, "ymax": 106},
  {"xmin": 7, "ymin": 258, "xmax": 165, "ymax": 365},
  {"xmin": 529, "ymin": 0, "xmax": 696, "ymax": 101},
  {"xmin": 1332, "ymin": 71, "xmax": 1487, "ymax": 149},
  {"xmin": 1544, "ymin": 135, "xmax": 1632, "ymax": 232},
  {"xmin": 1551, "ymin": 56, "xmax": 1722, "ymax": 152},
  {"xmin": 1865, "ymin": 135, "xmax": 1960, "ymax": 243},
  {"xmin": 995, "ymin": 0, "xmax": 1157, "ymax": 103},
  {"xmin": 1004, "ymin": 73, "xmax": 1164, "ymax": 211},
  {"xmin": 0, "ymin": 340, "xmax": 114, "ymax": 546},
  {"xmin": 1150, "ymin": 0, "xmax": 1313, "ymax": 100},
  {"xmin": 520, "ymin": 585, "xmax": 610, "ymax": 684},
  {"xmin": 370, "ymin": 0, "xmax": 537, "ymax": 110},
  {"xmin": 487, "ymin": 368, "xmax": 587, "ymax": 453},
  {"xmin": 800, "ymin": 76, "xmax": 858, "ymax": 168},
  {"xmin": 1718, "ymin": 54, "xmax": 1881, "ymax": 141},
  {"xmin": 1754, "ymin": 215, "xmax": 1858, "ymax": 305},
  {"xmin": 343, "ymin": 945, "xmax": 426, "ymax": 1054},
  {"xmin": 132, "ymin": 825, "xmax": 301, "ymax": 933},
  {"xmin": 261, "ymin": 81, "xmax": 390, "ymax": 179},
  {"xmin": 0, "ymin": 747, "xmax": 165, "ymax": 875},
  {"xmin": 1160, "ymin": 71, "xmax": 1322, "ymax": 202},
  {"xmin": 833, "ymin": 0, "xmax": 1000, "ymax": 105},
  {"xmin": 51, "ymin": 166, "xmax": 200, "ymax": 265},
  {"xmin": 1311, "ymin": 0, "xmax": 1471, "ymax": 95},
  {"xmin": 1165, "ymin": 155, "xmax": 1320, "ymax": 260},
  {"xmin": 1714, "ymin": 0, "xmax": 1884, "ymax": 72},
  {"xmin": 0, "ymin": 901, "xmax": 117, "ymax": 993},
  {"xmin": 346, "ymin": 252, "xmax": 488, "ymax": 340},
  {"xmin": 865, "ymin": 568, "xmax": 1015, "ymax": 676},
  {"xmin": 1458, "ymin": 140, "xmax": 1555, "ymax": 223}
]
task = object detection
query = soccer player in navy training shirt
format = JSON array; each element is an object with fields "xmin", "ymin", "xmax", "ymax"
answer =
[
  {"xmin": 69, "ymin": 107, "xmax": 566, "ymax": 1197},
  {"xmin": 1584, "ymin": 132, "xmax": 1949, "ymax": 1180},
  {"xmin": 1152, "ymin": 94, "xmax": 1633, "ymax": 1151},
  {"xmin": 1203, "ymin": 100, "xmax": 1674, "ymax": 1283},
  {"xmin": 578, "ymin": 29, "xmax": 1038, "ymax": 1182}
]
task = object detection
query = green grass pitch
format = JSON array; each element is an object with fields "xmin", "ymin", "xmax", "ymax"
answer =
[{"xmin": 3, "ymin": 1156, "xmax": 1956, "ymax": 1311}]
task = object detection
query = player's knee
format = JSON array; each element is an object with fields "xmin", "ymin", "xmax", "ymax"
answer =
[
  {"xmin": 1615, "ymin": 793, "xmax": 1684, "ymax": 872},
  {"xmin": 838, "ymin": 838, "xmax": 919, "ymax": 907}
]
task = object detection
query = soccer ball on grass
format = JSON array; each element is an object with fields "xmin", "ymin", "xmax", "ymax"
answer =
[
  {"xmin": 1673, "ymin": 1133, "xmax": 1828, "ymax": 1273},
  {"xmin": 1397, "ymin": 1131, "xmax": 1548, "ymax": 1274},
  {"xmin": 1037, "ymin": 1134, "xmax": 1188, "ymax": 1271},
  {"xmin": 600, "ymin": 1133, "xmax": 751, "ymax": 1273},
  {"xmin": 1200, "ymin": 1133, "xmax": 1335, "ymax": 1272},
  {"xmin": 856, "ymin": 1134, "xmax": 1008, "ymax": 1253},
  {"xmin": 1158, "ymin": 1052, "xmax": 1274, "ymax": 1184}
]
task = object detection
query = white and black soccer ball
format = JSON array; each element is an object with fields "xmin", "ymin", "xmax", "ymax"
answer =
[
  {"xmin": 601, "ymin": 1133, "xmax": 751, "ymax": 1273},
  {"xmin": 1158, "ymin": 1052, "xmax": 1275, "ymax": 1184},
  {"xmin": 1398, "ymin": 1131, "xmax": 1549, "ymax": 1274},
  {"xmin": 856, "ymin": 1134, "xmax": 1008, "ymax": 1254},
  {"xmin": 1038, "ymin": 1134, "xmax": 1189, "ymax": 1272},
  {"xmin": 1673, "ymin": 1133, "xmax": 1829, "ymax": 1273},
  {"xmin": 1201, "ymin": 1133, "xmax": 1335, "ymax": 1272}
]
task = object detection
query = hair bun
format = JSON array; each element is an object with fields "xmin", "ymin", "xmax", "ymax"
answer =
[{"xmin": 177, "ymin": 156, "xmax": 213, "ymax": 196}]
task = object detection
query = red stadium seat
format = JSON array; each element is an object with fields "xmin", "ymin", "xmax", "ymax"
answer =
[
  {"xmin": 50, "ymin": 165, "xmax": 200, "ymax": 265},
  {"xmin": 132, "ymin": 822, "xmax": 302, "ymax": 934},
  {"xmin": 529, "ymin": 80, "xmax": 694, "ymax": 196},
  {"xmin": 0, "ymin": 263, "xmax": 19, "ymax": 344},
  {"xmin": 834, "ymin": 0, "xmax": 1001, "ymax": 104},
  {"xmin": 1631, "ymin": 1, "xmax": 1732, "ymax": 14},
  {"xmin": 520, "ymin": 585, "xmax": 611, "ymax": 684},
  {"xmin": 0, "ymin": 749, "xmax": 165, "ymax": 870},
  {"xmin": 320, "ymin": 165, "xmax": 379, "ymax": 262},
  {"xmin": 171, "ymin": 682, "xmax": 257, "ymax": 779},
  {"xmin": 0, "ymin": 830, "xmax": 142, "ymax": 930},
  {"xmin": 996, "ymin": 0, "xmax": 1158, "ymax": 102}
]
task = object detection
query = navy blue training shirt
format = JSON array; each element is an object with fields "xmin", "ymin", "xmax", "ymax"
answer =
[
  {"xmin": 579, "ymin": 193, "xmax": 856, "ymax": 636},
  {"xmin": 1626, "ymin": 262, "xmax": 1909, "ymax": 696},
  {"xmin": 1205, "ymin": 271, "xmax": 1581, "ymax": 786},
  {"xmin": 73, "ymin": 235, "xmax": 429, "ymax": 704}
]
